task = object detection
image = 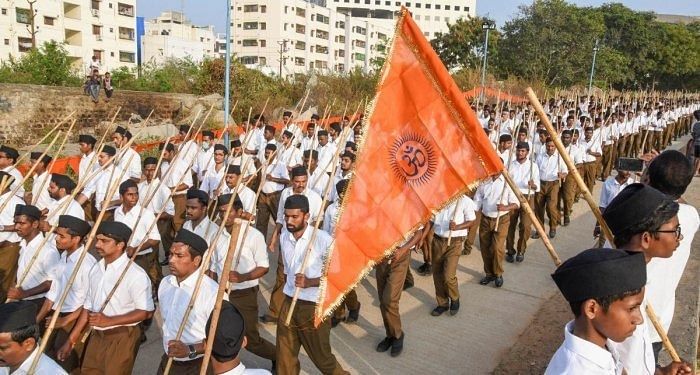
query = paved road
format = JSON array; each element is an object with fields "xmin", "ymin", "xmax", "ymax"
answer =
[{"xmin": 133, "ymin": 135, "xmax": 699, "ymax": 374}]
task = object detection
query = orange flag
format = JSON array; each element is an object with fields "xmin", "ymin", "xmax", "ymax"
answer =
[{"xmin": 316, "ymin": 9, "xmax": 503, "ymax": 324}]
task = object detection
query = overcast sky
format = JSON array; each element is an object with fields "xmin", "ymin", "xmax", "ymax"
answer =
[{"xmin": 136, "ymin": 0, "xmax": 698, "ymax": 34}]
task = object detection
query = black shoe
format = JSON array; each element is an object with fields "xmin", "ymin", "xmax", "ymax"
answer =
[
  {"xmin": 271, "ymin": 361, "xmax": 277, "ymax": 375},
  {"xmin": 506, "ymin": 253, "xmax": 515, "ymax": 263},
  {"xmin": 516, "ymin": 254, "xmax": 524, "ymax": 263},
  {"xmin": 346, "ymin": 303, "xmax": 361, "ymax": 323},
  {"xmin": 479, "ymin": 276, "xmax": 495, "ymax": 285},
  {"xmin": 159, "ymin": 259, "xmax": 169, "ymax": 266},
  {"xmin": 140, "ymin": 332, "xmax": 147, "ymax": 344},
  {"xmin": 563, "ymin": 216, "xmax": 570, "ymax": 226},
  {"xmin": 376, "ymin": 337, "xmax": 394, "ymax": 352},
  {"xmin": 331, "ymin": 316, "xmax": 343, "ymax": 328},
  {"xmin": 494, "ymin": 276, "xmax": 504, "ymax": 288},
  {"xmin": 259, "ymin": 315, "xmax": 278, "ymax": 325},
  {"xmin": 430, "ymin": 305, "xmax": 449, "ymax": 316},
  {"xmin": 402, "ymin": 280, "xmax": 414, "ymax": 291},
  {"xmin": 531, "ymin": 232, "xmax": 540, "ymax": 239},
  {"xmin": 449, "ymin": 300, "xmax": 460, "ymax": 316},
  {"xmin": 549, "ymin": 228, "xmax": 556, "ymax": 239},
  {"xmin": 390, "ymin": 334, "xmax": 404, "ymax": 357},
  {"xmin": 417, "ymin": 263, "xmax": 432, "ymax": 275}
]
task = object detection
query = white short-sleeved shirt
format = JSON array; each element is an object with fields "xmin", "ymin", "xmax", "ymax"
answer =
[
  {"xmin": 138, "ymin": 178, "xmax": 175, "ymax": 216},
  {"xmin": 583, "ymin": 137, "xmax": 603, "ymax": 163},
  {"xmin": 178, "ymin": 140, "xmax": 200, "ymax": 172},
  {"xmin": 161, "ymin": 158, "xmax": 194, "ymax": 195},
  {"xmin": 322, "ymin": 201, "xmax": 340, "ymax": 235},
  {"xmin": 79, "ymin": 151, "xmax": 98, "ymax": 183},
  {"xmin": 317, "ymin": 143, "xmax": 338, "ymax": 174},
  {"xmin": 308, "ymin": 167, "xmax": 330, "ymax": 197},
  {"xmin": 210, "ymin": 221, "xmax": 269, "ymax": 290},
  {"xmin": 537, "ymin": 152, "xmax": 568, "ymax": 181},
  {"xmin": 276, "ymin": 188, "xmax": 323, "ymax": 226},
  {"xmin": 1, "ymin": 166, "xmax": 24, "ymax": 198},
  {"xmin": 17, "ymin": 234, "xmax": 60, "ymax": 300},
  {"xmin": 114, "ymin": 204, "xmax": 160, "ymax": 255},
  {"xmin": 509, "ymin": 159, "xmax": 541, "ymax": 194},
  {"xmin": 474, "ymin": 176, "xmax": 520, "ymax": 219},
  {"xmin": 200, "ymin": 164, "xmax": 226, "ymax": 198},
  {"xmin": 84, "ymin": 252, "xmax": 154, "ymax": 330},
  {"xmin": 46, "ymin": 195, "xmax": 85, "ymax": 227},
  {"xmin": 194, "ymin": 146, "xmax": 215, "ymax": 179},
  {"xmin": 231, "ymin": 155, "xmax": 257, "ymax": 179},
  {"xmin": 31, "ymin": 171, "xmax": 53, "ymax": 210},
  {"xmin": 261, "ymin": 160, "xmax": 289, "ymax": 194},
  {"xmin": 0, "ymin": 192, "xmax": 22, "ymax": 243},
  {"xmin": 545, "ymin": 320, "xmax": 623, "ymax": 375},
  {"xmin": 82, "ymin": 165, "xmax": 128, "ymax": 211},
  {"xmin": 46, "ymin": 247, "xmax": 97, "ymax": 313},
  {"xmin": 221, "ymin": 184, "xmax": 257, "ymax": 214},
  {"xmin": 432, "ymin": 196, "xmax": 477, "ymax": 238},
  {"xmin": 281, "ymin": 225, "xmax": 332, "ymax": 302},
  {"xmin": 116, "ymin": 146, "xmax": 142, "ymax": 180},
  {"xmin": 609, "ymin": 298, "xmax": 656, "ymax": 375}
]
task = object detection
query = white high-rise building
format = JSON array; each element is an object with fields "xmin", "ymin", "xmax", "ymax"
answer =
[
  {"xmin": 0, "ymin": 0, "xmax": 137, "ymax": 73},
  {"xmin": 140, "ymin": 11, "xmax": 217, "ymax": 66}
]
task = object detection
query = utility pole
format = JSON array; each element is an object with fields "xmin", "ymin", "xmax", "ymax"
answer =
[
  {"xmin": 278, "ymin": 39, "xmax": 288, "ymax": 77},
  {"xmin": 480, "ymin": 21, "xmax": 496, "ymax": 103},
  {"xmin": 587, "ymin": 38, "xmax": 600, "ymax": 97}
]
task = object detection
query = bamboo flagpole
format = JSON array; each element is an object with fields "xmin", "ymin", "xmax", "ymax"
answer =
[{"xmin": 12, "ymin": 110, "xmax": 77, "ymax": 168}]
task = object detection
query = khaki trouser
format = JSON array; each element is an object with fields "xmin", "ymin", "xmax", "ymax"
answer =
[
  {"xmin": 229, "ymin": 286, "xmax": 277, "ymax": 361},
  {"xmin": 479, "ymin": 214, "xmax": 510, "ymax": 277},
  {"xmin": 506, "ymin": 196, "xmax": 533, "ymax": 255},
  {"xmin": 600, "ymin": 144, "xmax": 614, "ymax": 179},
  {"xmin": 276, "ymin": 297, "xmax": 348, "ymax": 375},
  {"xmin": 560, "ymin": 172, "xmax": 579, "ymax": 220},
  {"xmin": 431, "ymin": 235, "xmax": 464, "ymax": 307},
  {"xmin": 582, "ymin": 162, "xmax": 597, "ymax": 193},
  {"xmin": 0, "ymin": 242, "xmax": 20, "ymax": 302},
  {"xmin": 256, "ymin": 191, "xmax": 281, "ymax": 239},
  {"xmin": 46, "ymin": 313, "xmax": 82, "ymax": 374},
  {"xmin": 333, "ymin": 288, "xmax": 360, "ymax": 320},
  {"xmin": 376, "ymin": 252, "xmax": 410, "ymax": 339},
  {"xmin": 617, "ymin": 135, "xmax": 628, "ymax": 159},
  {"xmin": 267, "ymin": 251, "xmax": 286, "ymax": 319},
  {"xmin": 464, "ymin": 211, "xmax": 482, "ymax": 254},
  {"xmin": 420, "ymin": 226, "xmax": 434, "ymax": 264},
  {"xmin": 157, "ymin": 354, "xmax": 210, "ymax": 375},
  {"xmin": 163, "ymin": 195, "xmax": 187, "ymax": 257},
  {"xmin": 82, "ymin": 326, "xmax": 141, "ymax": 375},
  {"xmin": 536, "ymin": 180, "xmax": 560, "ymax": 229},
  {"xmin": 157, "ymin": 217, "xmax": 172, "ymax": 261},
  {"xmin": 135, "ymin": 251, "xmax": 161, "ymax": 296}
]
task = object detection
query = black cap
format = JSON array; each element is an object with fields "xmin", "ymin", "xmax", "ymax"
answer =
[
  {"xmin": 202, "ymin": 130, "xmax": 215, "ymax": 138},
  {"xmin": 214, "ymin": 144, "xmax": 228, "ymax": 154},
  {"xmin": 14, "ymin": 204, "xmax": 41, "ymax": 221},
  {"xmin": 101, "ymin": 145, "xmax": 116, "ymax": 156},
  {"xmin": 174, "ymin": 229, "xmax": 208, "ymax": 256},
  {"xmin": 30, "ymin": 152, "xmax": 52, "ymax": 165},
  {"xmin": 311, "ymin": 114, "xmax": 320, "ymax": 120},
  {"xmin": 230, "ymin": 139, "xmax": 242, "ymax": 148},
  {"xmin": 114, "ymin": 126, "xmax": 127, "ymax": 135},
  {"xmin": 186, "ymin": 189, "xmax": 209, "ymax": 204},
  {"xmin": 217, "ymin": 193, "xmax": 243, "ymax": 209},
  {"xmin": 552, "ymin": 248, "xmax": 646, "ymax": 303},
  {"xmin": 96, "ymin": 221, "xmax": 132, "ymax": 244},
  {"xmin": 0, "ymin": 146, "xmax": 19, "ymax": 161},
  {"xmin": 226, "ymin": 165, "xmax": 241, "ymax": 175},
  {"xmin": 78, "ymin": 134, "xmax": 97, "ymax": 145},
  {"xmin": 265, "ymin": 143, "xmax": 277, "ymax": 152},
  {"xmin": 602, "ymin": 184, "xmax": 670, "ymax": 235},
  {"xmin": 283, "ymin": 111, "xmax": 292, "ymax": 117},
  {"xmin": 290, "ymin": 166, "xmax": 307, "ymax": 178},
  {"xmin": 143, "ymin": 156, "xmax": 158, "ymax": 166},
  {"xmin": 318, "ymin": 130, "xmax": 329, "ymax": 137},
  {"xmin": 0, "ymin": 301, "xmax": 37, "ymax": 332},
  {"xmin": 516, "ymin": 141, "xmax": 530, "ymax": 150},
  {"xmin": 207, "ymin": 301, "xmax": 245, "ymax": 362},
  {"xmin": 58, "ymin": 215, "xmax": 91, "ymax": 237},
  {"xmin": 51, "ymin": 173, "xmax": 76, "ymax": 192},
  {"xmin": 284, "ymin": 194, "xmax": 309, "ymax": 212}
]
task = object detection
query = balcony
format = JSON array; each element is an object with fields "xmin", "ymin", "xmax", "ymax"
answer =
[
  {"xmin": 63, "ymin": 3, "xmax": 81, "ymax": 20},
  {"xmin": 119, "ymin": 51, "xmax": 135, "ymax": 63},
  {"xmin": 117, "ymin": 3, "xmax": 134, "ymax": 17},
  {"xmin": 64, "ymin": 29, "xmax": 82, "ymax": 46},
  {"xmin": 118, "ymin": 27, "xmax": 134, "ymax": 40}
]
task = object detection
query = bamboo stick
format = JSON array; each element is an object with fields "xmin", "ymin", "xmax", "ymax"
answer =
[
  {"xmin": 12, "ymin": 110, "xmax": 77, "ymax": 168},
  {"xmin": 32, "ymin": 119, "xmax": 77, "ymax": 205}
]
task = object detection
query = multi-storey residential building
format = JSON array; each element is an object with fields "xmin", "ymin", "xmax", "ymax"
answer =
[
  {"xmin": 139, "ymin": 11, "xmax": 217, "ymax": 66},
  {"xmin": 231, "ymin": 0, "xmax": 392, "ymax": 77},
  {"xmin": 0, "ymin": 0, "xmax": 137, "ymax": 73}
]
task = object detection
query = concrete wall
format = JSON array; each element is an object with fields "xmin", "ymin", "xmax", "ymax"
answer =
[{"xmin": 0, "ymin": 83, "xmax": 203, "ymax": 145}]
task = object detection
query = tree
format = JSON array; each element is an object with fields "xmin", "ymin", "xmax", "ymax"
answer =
[
  {"xmin": 431, "ymin": 17, "xmax": 499, "ymax": 71},
  {"xmin": 0, "ymin": 41, "xmax": 80, "ymax": 85}
]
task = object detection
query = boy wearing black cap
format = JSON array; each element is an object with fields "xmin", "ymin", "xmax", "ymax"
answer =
[
  {"xmin": 77, "ymin": 134, "xmax": 98, "ymax": 183},
  {"xmin": 158, "ymin": 229, "xmax": 218, "ymax": 373},
  {"xmin": 546, "ymin": 248, "xmax": 646, "ymax": 374},
  {"xmin": 39, "ymin": 215, "xmax": 95, "ymax": 372},
  {"xmin": 0, "ymin": 173, "xmax": 23, "ymax": 302},
  {"xmin": 275, "ymin": 195, "xmax": 348, "ymax": 375},
  {"xmin": 207, "ymin": 301, "xmax": 271, "ymax": 374},
  {"xmin": 177, "ymin": 124, "xmax": 200, "ymax": 171},
  {"xmin": 279, "ymin": 130, "xmax": 303, "ymax": 170},
  {"xmin": 112, "ymin": 126, "xmax": 142, "ymax": 181},
  {"xmin": 0, "ymin": 301, "xmax": 67, "ymax": 374},
  {"xmin": 329, "ymin": 152, "xmax": 354, "ymax": 202},
  {"xmin": 26, "ymin": 152, "xmax": 53, "ymax": 210},
  {"xmin": 602, "ymin": 184, "xmax": 692, "ymax": 374},
  {"xmin": 139, "ymin": 157, "xmax": 175, "ymax": 265},
  {"xmin": 506, "ymin": 141, "xmax": 540, "ymax": 263},
  {"xmin": 0, "ymin": 145, "xmax": 24, "ymax": 198},
  {"xmin": 303, "ymin": 150, "xmax": 329, "ymax": 197},
  {"xmin": 220, "ymin": 165, "xmax": 256, "ymax": 215},
  {"xmin": 212, "ymin": 195, "xmax": 276, "ymax": 366},
  {"xmin": 300, "ymin": 123, "xmax": 316, "ymax": 153},
  {"xmin": 256, "ymin": 144, "xmax": 290, "ymax": 239},
  {"xmin": 255, "ymin": 126, "xmax": 278, "ymax": 162},
  {"xmin": 195, "ymin": 130, "xmax": 216, "ymax": 181},
  {"xmin": 201, "ymin": 144, "xmax": 229, "ymax": 199},
  {"xmin": 159, "ymin": 142, "xmax": 194, "ymax": 261},
  {"xmin": 7, "ymin": 205, "xmax": 59, "ymax": 307},
  {"xmin": 45, "ymin": 174, "xmax": 84, "ymax": 227},
  {"xmin": 316, "ymin": 130, "xmax": 337, "ymax": 175},
  {"xmin": 60, "ymin": 222, "xmax": 154, "ymax": 374},
  {"xmin": 76, "ymin": 144, "xmax": 128, "ymax": 220}
]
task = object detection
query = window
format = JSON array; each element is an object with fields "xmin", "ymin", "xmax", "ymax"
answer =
[
  {"xmin": 425, "ymin": 15, "xmax": 430, "ymax": 21},
  {"xmin": 465, "ymin": 7, "xmax": 469, "ymax": 12},
  {"xmin": 119, "ymin": 51, "xmax": 135, "ymax": 63},
  {"xmin": 445, "ymin": 5, "xmax": 450, "ymax": 10},
  {"xmin": 354, "ymin": 52, "xmax": 365, "ymax": 61},
  {"xmin": 375, "ymin": 0, "xmax": 381, "ymax": 4},
  {"xmin": 337, "ymin": 49, "xmax": 345, "ymax": 57},
  {"xmin": 118, "ymin": 27, "xmax": 134, "ymax": 40},
  {"xmin": 44, "ymin": 16, "xmax": 55, "ymax": 26},
  {"xmin": 92, "ymin": 25, "xmax": 102, "ymax": 35},
  {"xmin": 335, "ymin": 63, "xmax": 345, "ymax": 72},
  {"xmin": 296, "ymin": 41, "xmax": 306, "ymax": 50},
  {"xmin": 91, "ymin": 0, "xmax": 100, "ymax": 10},
  {"xmin": 355, "ymin": 39, "xmax": 366, "ymax": 48},
  {"xmin": 261, "ymin": 5, "xmax": 267, "ymax": 13},
  {"xmin": 260, "ymin": 22, "xmax": 266, "ymax": 30},
  {"xmin": 110, "ymin": 51, "xmax": 114, "ymax": 57},
  {"xmin": 316, "ymin": 45, "xmax": 328, "ymax": 54},
  {"xmin": 240, "ymin": 56, "xmax": 259, "ymax": 64},
  {"xmin": 15, "ymin": 8, "xmax": 30, "ymax": 24},
  {"xmin": 317, "ymin": 14, "xmax": 329, "ymax": 24},
  {"xmin": 93, "ymin": 50, "xmax": 102, "ymax": 60},
  {"xmin": 406, "ymin": 2, "xmax": 411, "ymax": 7},
  {"xmin": 385, "ymin": 1, "xmax": 390, "ymax": 5},
  {"xmin": 335, "ymin": 35, "xmax": 345, "ymax": 43},
  {"xmin": 445, "ymin": 17, "xmax": 450, "ymax": 23},
  {"xmin": 415, "ymin": 15, "xmax": 420, "ymax": 20},
  {"xmin": 259, "ymin": 57, "xmax": 266, "ymax": 65},
  {"xmin": 426, "ymin": 3, "xmax": 431, "ymax": 9},
  {"xmin": 435, "ymin": 4, "xmax": 441, "ymax": 9},
  {"xmin": 316, "ymin": 30, "xmax": 329, "ymax": 40},
  {"xmin": 395, "ymin": 1, "xmax": 400, "ymax": 5},
  {"xmin": 18, "ymin": 37, "xmax": 32, "ymax": 52},
  {"xmin": 243, "ymin": 22, "xmax": 258, "ymax": 30},
  {"xmin": 377, "ymin": 32, "xmax": 387, "ymax": 40},
  {"xmin": 310, "ymin": 46, "xmax": 314, "ymax": 52},
  {"xmin": 243, "ymin": 4, "xmax": 258, "ymax": 12},
  {"xmin": 295, "ymin": 57, "xmax": 305, "ymax": 66},
  {"xmin": 336, "ymin": 21, "xmax": 345, "ymax": 29},
  {"xmin": 3, "ymin": 39, "xmax": 8, "ymax": 45},
  {"xmin": 455, "ymin": 6, "xmax": 460, "ymax": 11},
  {"xmin": 1, "ymin": 8, "xmax": 6, "ymax": 15},
  {"xmin": 117, "ymin": 3, "xmax": 134, "ymax": 17},
  {"xmin": 260, "ymin": 40, "xmax": 266, "ymax": 47},
  {"xmin": 296, "ymin": 8, "xmax": 305, "ymax": 17},
  {"xmin": 242, "ymin": 39, "xmax": 258, "ymax": 46},
  {"xmin": 435, "ymin": 16, "xmax": 440, "ymax": 21},
  {"xmin": 295, "ymin": 24, "xmax": 305, "ymax": 34},
  {"xmin": 311, "ymin": 14, "xmax": 314, "ymax": 21}
]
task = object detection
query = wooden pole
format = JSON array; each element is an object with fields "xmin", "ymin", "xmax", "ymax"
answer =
[
  {"xmin": 526, "ymin": 88, "xmax": 614, "ymax": 244},
  {"xmin": 12, "ymin": 110, "xmax": 76, "ymax": 168},
  {"xmin": 645, "ymin": 304, "xmax": 681, "ymax": 362},
  {"xmin": 32, "ymin": 119, "xmax": 77, "ymax": 205}
]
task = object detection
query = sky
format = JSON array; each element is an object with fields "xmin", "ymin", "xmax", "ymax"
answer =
[{"xmin": 136, "ymin": 1, "xmax": 698, "ymax": 34}]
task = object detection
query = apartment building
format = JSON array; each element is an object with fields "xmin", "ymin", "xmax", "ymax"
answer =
[
  {"xmin": 0, "ymin": 0, "xmax": 137, "ymax": 73},
  {"xmin": 140, "ymin": 11, "xmax": 217, "ymax": 66}
]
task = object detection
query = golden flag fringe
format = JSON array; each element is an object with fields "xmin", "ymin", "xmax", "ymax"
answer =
[{"xmin": 315, "ymin": 8, "xmax": 504, "ymax": 325}]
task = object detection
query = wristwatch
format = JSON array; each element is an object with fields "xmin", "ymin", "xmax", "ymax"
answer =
[{"xmin": 187, "ymin": 344, "xmax": 197, "ymax": 359}]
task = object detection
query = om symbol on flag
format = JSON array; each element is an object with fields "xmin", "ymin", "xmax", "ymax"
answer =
[{"xmin": 389, "ymin": 132, "xmax": 437, "ymax": 186}]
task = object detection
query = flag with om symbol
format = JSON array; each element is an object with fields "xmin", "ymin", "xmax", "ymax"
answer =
[{"xmin": 315, "ymin": 8, "xmax": 503, "ymax": 324}]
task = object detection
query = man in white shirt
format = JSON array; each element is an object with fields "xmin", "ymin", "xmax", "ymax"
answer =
[
  {"xmin": 44, "ymin": 174, "xmax": 85, "ymax": 228},
  {"xmin": 560, "ymin": 130, "xmax": 584, "ymax": 226},
  {"xmin": 176, "ymin": 125, "xmax": 200, "ymax": 176},
  {"xmin": 497, "ymin": 134, "xmax": 513, "ymax": 164},
  {"xmin": 59, "ymin": 222, "xmax": 154, "ymax": 374},
  {"xmin": 300, "ymin": 123, "xmax": 317, "ymax": 153},
  {"xmin": 582, "ymin": 127, "xmax": 603, "ymax": 193},
  {"xmin": 0, "ymin": 301, "xmax": 67, "ymax": 375},
  {"xmin": 76, "ymin": 145, "xmax": 127, "ymax": 221},
  {"xmin": 111, "ymin": 126, "xmax": 141, "ymax": 182},
  {"xmin": 77, "ymin": 134, "xmax": 98, "ymax": 222},
  {"xmin": 255, "ymin": 126, "xmax": 278, "ymax": 163},
  {"xmin": 229, "ymin": 139, "xmax": 257, "ymax": 184},
  {"xmin": 139, "ymin": 157, "xmax": 175, "ymax": 266},
  {"xmin": 212, "ymin": 194, "xmax": 276, "ymax": 365},
  {"xmin": 316, "ymin": 130, "xmax": 337, "ymax": 175},
  {"xmin": 159, "ymin": 142, "xmax": 194, "ymax": 262},
  {"xmin": 595, "ymin": 168, "xmax": 633, "ymax": 246},
  {"xmin": 535, "ymin": 138, "xmax": 568, "ymax": 239},
  {"xmin": 157, "ymin": 229, "xmax": 217, "ymax": 372},
  {"xmin": 255, "ymin": 144, "xmax": 290, "ymax": 239},
  {"xmin": 37, "ymin": 215, "xmax": 94, "ymax": 372},
  {"xmin": 200, "ymin": 144, "xmax": 228, "ymax": 199},
  {"xmin": 303, "ymin": 150, "xmax": 330, "ymax": 197},
  {"xmin": 474, "ymin": 174, "xmax": 519, "ymax": 288},
  {"xmin": 426, "ymin": 195, "xmax": 476, "ymax": 316},
  {"xmin": 0, "ymin": 172, "xmax": 23, "ymax": 302},
  {"xmin": 0, "ymin": 146, "xmax": 24, "ymax": 198},
  {"xmin": 506, "ymin": 142, "xmax": 540, "ymax": 263},
  {"xmin": 245, "ymin": 114, "xmax": 267, "ymax": 158},
  {"xmin": 219, "ymin": 165, "xmax": 257, "ymax": 216},
  {"xmin": 194, "ymin": 130, "xmax": 216, "ymax": 182},
  {"xmin": 282, "ymin": 110, "xmax": 303, "ymax": 145},
  {"xmin": 25, "ymin": 152, "xmax": 52, "ymax": 210},
  {"xmin": 279, "ymin": 130, "xmax": 303, "ymax": 171},
  {"xmin": 6, "ymin": 205, "xmax": 59, "ymax": 306},
  {"xmin": 275, "ymin": 195, "xmax": 348, "ymax": 375}
]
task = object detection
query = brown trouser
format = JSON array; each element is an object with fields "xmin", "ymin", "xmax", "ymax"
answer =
[
  {"xmin": 600, "ymin": 144, "xmax": 614, "ymax": 179},
  {"xmin": 157, "ymin": 217, "xmax": 173, "ymax": 262},
  {"xmin": 81, "ymin": 199, "xmax": 95, "ymax": 223},
  {"xmin": 625, "ymin": 133, "xmax": 637, "ymax": 157},
  {"xmin": 431, "ymin": 235, "xmax": 464, "ymax": 307},
  {"xmin": 46, "ymin": 312, "xmax": 82, "ymax": 374},
  {"xmin": 82, "ymin": 325, "xmax": 141, "ymax": 375},
  {"xmin": 376, "ymin": 252, "xmax": 410, "ymax": 339},
  {"xmin": 653, "ymin": 131, "xmax": 663, "ymax": 151},
  {"xmin": 479, "ymin": 214, "xmax": 509, "ymax": 277},
  {"xmin": 135, "ymin": 251, "xmax": 161, "ymax": 294},
  {"xmin": 229, "ymin": 286, "xmax": 277, "ymax": 361},
  {"xmin": 276, "ymin": 297, "xmax": 348, "ymax": 375},
  {"xmin": 582, "ymin": 162, "xmax": 597, "ymax": 193},
  {"xmin": 163, "ymin": 195, "xmax": 187, "ymax": 258},
  {"xmin": 267, "ymin": 251, "xmax": 286, "ymax": 319},
  {"xmin": 157, "ymin": 354, "xmax": 209, "ymax": 375},
  {"xmin": 506, "ymin": 195, "xmax": 533, "ymax": 255},
  {"xmin": 464, "ymin": 211, "xmax": 482, "ymax": 254},
  {"xmin": 0, "ymin": 242, "xmax": 20, "ymax": 302},
  {"xmin": 256, "ymin": 191, "xmax": 281, "ymax": 239},
  {"xmin": 536, "ymin": 181, "xmax": 560, "ymax": 229},
  {"xmin": 333, "ymin": 288, "xmax": 360, "ymax": 320},
  {"xmin": 560, "ymin": 172, "xmax": 578, "ymax": 220},
  {"xmin": 420, "ymin": 226, "xmax": 434, "ymax": 264},
  {"xmin": 617, "ymin": 135, "xmax": 628, "ymax": 159}
]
